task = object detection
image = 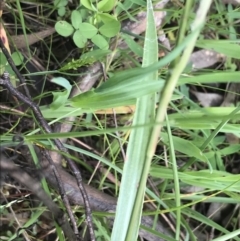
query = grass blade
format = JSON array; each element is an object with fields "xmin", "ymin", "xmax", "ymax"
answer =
[{"xmin": 111, "ymin": 0, "xmax": 158, "ymax": 240}]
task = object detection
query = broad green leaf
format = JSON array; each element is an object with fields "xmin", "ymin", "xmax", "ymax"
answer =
[
  {"xmin": 12, "ymin": 52, "xmax": 24, "ymax": 66},
  {"xmin": 78, "ymin": 22, "xmax": 98, "ymax": 38},
  {"xmin": 55, "ymin": 21, "xmax": 74, "ymax": 37},
  {"xmin": 73, "ymin": 30, "xmax": 87, "ymax": 48},
  {"xmin": 111, "ymin": 0, "xmax": 158, "ymax": 239},
  {"xmin": 99, "ymin": 21, "xmax": 120, "ymax": 37},
  {"xmin": 196, "ymin": 40, "xmax": 240, "ymax": 59},
  {"xmin": 91, "ymin": 34, "xmax": 109, "ymax": 49},
  {"xmin": 93, "ymin": 73, "xmax": 163, "ymax": 94},
  {"xmin": 97, "ymin": 0, "xmax": 116, "ymax": 12},
  {"xmin": 70, "ymin": 80, "xmax": 164, "ymax": 109},
  {"xmin": 40, "ymin": 93, "xmax": 180, "ymax": 119},
  {"xmin": 50, "ymin": 77, "xmax": 72, "ymax": 110},
  {"xmin": 58, "ymin": 6, "xmax": 66, "ymax": 16},
  {"xmin": 71, "ymin": 10, "xmax": 82, "ymax": 29}
]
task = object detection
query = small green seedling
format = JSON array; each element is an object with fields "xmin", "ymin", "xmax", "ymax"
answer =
[{"xmin": 55, "ymin": 0, "xmax": 121, "ymax": 50}]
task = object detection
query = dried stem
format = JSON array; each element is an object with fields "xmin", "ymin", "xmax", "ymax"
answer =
[{"xmin": 0, "ymin": 37, "xmax": 95, "ymax": 240}]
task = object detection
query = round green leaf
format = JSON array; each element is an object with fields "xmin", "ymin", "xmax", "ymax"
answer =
[
  {"xmin": 57, "ymin": 6, "xmax": 66, "ymax": 16},
  {"xmin": 97, "ymin": 0, "xmax": 115, "ymax": 12},
  {"xmin": 73, "ymin": 30, "xmax": 87, "ymax": 48},
  {"xmin": 91, "ymin": 34, "xmax": 109, "ymax": 49},
  {"xmin": 55, "ymin": 21, "xmax": 74, "ymax": 37},
  {"xmin": 12, "ymin": 52, "xmax": 24, "ymax": 66},
  {"xmin": 71, "ymin": 10, "xmax": 82, "ymax": 29},
  {"xmin": 78, "ymin": 22, "xmax": 98, "ymax": 38},
  {"xmin": 99, "ymin": 20, "xmax": 120, "ymax": 37}
]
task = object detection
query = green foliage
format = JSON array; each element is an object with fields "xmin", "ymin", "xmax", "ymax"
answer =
[
  {"xmin": 55, "ymin": 1, "xmax": 120, "ymax": 49},
  {"xmin": 55, "ymin": 21, "xmax": 74, "ymax": 37},
  {"xmin": 54, "ymin": 0, "xmax": 68, "ymax": 16},
  {"xmin": 11, "ymin": 51, "xmax": 24, "ymax": 66},
  {"xmin": 70, "ymin": 80, "xmax": 164, "ymax": 109},
  {"xmin": 111, "ymin": 0, "xmax": 158, "ymax": 239},
  {"xmin": 71, "ymin": 10, "xmax": 82, "ymax": 29},
  {"xmin": 3, "ymin": 1, "xmax": 240, "ymax": 241}
]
